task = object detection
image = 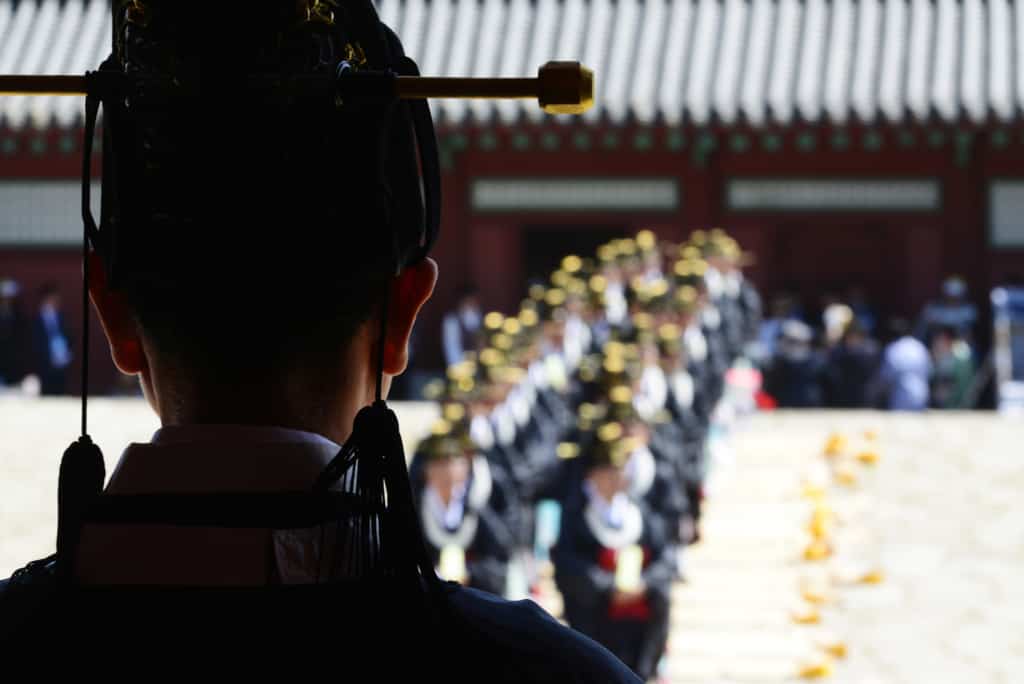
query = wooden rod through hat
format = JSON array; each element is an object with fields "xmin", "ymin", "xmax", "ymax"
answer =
[{"xmin": 0, "ymin": 61, "xmax": 594, "ymax": 115}]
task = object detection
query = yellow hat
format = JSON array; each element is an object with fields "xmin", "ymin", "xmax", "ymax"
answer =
[
  {"xmin": 557, "ymin": 442, "xmax": 580, "ymax": 460},
  {"xmin": 550, "ymin": 270, "xmax": 571, "ymax": 288},
  {"xmin": 632, "ymin": 312, "xmax": 655, "ymax": 331},
  {"xmin": 597, "ymin": 244, "xmax": 618, "ymax": 263},
  {"xmin": 478, "ymin": 347, "xmax": 505, "ymax": 368},
  {"xmin": 518, "ymin": 308, "xmax": 539, "ymax": 328},
  {"xmin": 483, "ymin": 311, "xmax": 505, "ymax": 331},
  {"xmin": 561, "ymin": 254, "xmax": 583, "ymax": 273},
  {"xmin": 635, "ymin": 229, "xmax": 657, "ymax": 251},
  {"xmin": 545, "ymin": 288, "xmax": 567, "ymax": 308}
]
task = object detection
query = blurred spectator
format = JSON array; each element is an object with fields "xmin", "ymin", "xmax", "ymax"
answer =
[
  {"xmin": 930, "ymin": 326, "xmax": 975, "ymax": 409},
  {"xmin": 877, "ymin": 318, "xmax": 931, "ymax": 411},
  {"xmin": 916, "ymin": 275, "xmax": 977, "ymax": 342},
  {"xmin": 758, "ymin": 293, "xmax": 798, "ymax": 361},
  {"xmin": 442, "ymin": 285, "xmax": 482, "ymax": 367},
  {"xmin": 846, "ymin": 285, "xmax": 877, "ymax": 334},
  {"xmin": 0, "ymin": 278, "xmax": 27, "ymax": 386},
  {"xmin": 822, "ymin": 301, "xmax": 853, "ymax": 348},
  {"xmin": 823, "ymin": 320, "xmax": 880, "ymax": 408},
  {"xmin": 765, "ymin": 320, "xmax": 824, "ymax": 407},
  {"xmin": 31, "ymin": 282, "xmax": 73, "ymax": 396}
]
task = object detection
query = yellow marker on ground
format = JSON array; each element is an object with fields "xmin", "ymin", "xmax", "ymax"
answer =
[
  {"xmin": 823, "ymin": 433, "xmax": 848, "ymax": 457},
  {"xmin": 791, "ymin": 603, "xmax": 822, "ymax": 625},
  {"xmin": 800, "ymin": 581, "xmax": 833, "ymax": 606},
  {"xmin": 802, "ymin": 481, "xmax": 828, "ymax": 500},
  {"xmin": 813, "ymin": 633, "xmax": 848, "ymax": 659},
  {"xmin": 797, "ymin": 655, "xmax": 834, "ymax": 679},
  {"xmin": 804, "ymin": 538, "xmax": 832, "ymax": 562},
  {"xmin": 808, "ymin": 513, "xmax": 832, "ymax": 540},
  {"xmin": 859, "ymin": 568, "xmax": 885, "ymax": 584},
  {"xmin": 856, "ymin": 450, "xmax": 880, "ymax": 465},
  {"xmin": 834, "ymin": 463, "xmax": 859, "ymax": 486}
]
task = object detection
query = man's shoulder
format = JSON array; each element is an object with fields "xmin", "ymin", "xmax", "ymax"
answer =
[
  {"xmin": 0, "ymin": 555, "xmax": 59, "ymax": 640},
  {"xmin": 445, "ymin": 585, "xmax": 641, "ymax": 683}
]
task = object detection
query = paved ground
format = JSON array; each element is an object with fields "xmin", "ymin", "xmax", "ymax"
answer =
[
  {"xmin": 664, "ymin": 411, "xmax": 1024, "ymax": 684},
  {"xmin": 2, "ymin": 400, "xmax": 1021, "ymax": 682}
]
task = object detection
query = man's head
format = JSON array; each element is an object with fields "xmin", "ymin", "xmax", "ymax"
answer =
[
  {"xmin": 87, "ymin": 4, "xmax": 438, "ymax": 443},
  {"xmin": 421, "ymin": 425, "xmax": 473, "ymax": 504},
  {"xmin": 456, "ymin": 285, "xmax": 481, "ymax": 316},
  {"xmin": 38, "ymin": 282, "xmax": 61, "ymax": 310},
  {"xmin": 586, "ymin": 422, "xmax": 631, "ymax": 502}
]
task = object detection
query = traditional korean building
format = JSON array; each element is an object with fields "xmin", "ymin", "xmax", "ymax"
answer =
[{"xmin": 2, "ymin": 0, "xmax": 1024, "ymax": 388}]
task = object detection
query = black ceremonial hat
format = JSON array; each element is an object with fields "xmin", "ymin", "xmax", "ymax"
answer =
[{"xmin": 91, "ymin": 1, "xmax": 440, "ymax": 297}]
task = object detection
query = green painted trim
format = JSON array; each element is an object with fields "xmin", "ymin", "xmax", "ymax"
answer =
[
  {"xmin": 729, "ymin": 133, "xmax": 750, "ymax": 153},
  {"xmin": 511, "ymin": 131, "xmax": 531, "ymax": 150},
  {"xmin": 541, "ymin": 131, "xmax": 561, "ymax": 150},
  {"xmin": 927, "ymin": 129, "xmax": 947, "ymax": 148},
  {"xmin": 439, "ymin": 147, "xmax": 455, "ymax": 171},
  {"xmin": 573, "ymin": 130, "xmax": 592, "ymax": 151},
  {"xmin": 633, "ymin": 130, "xmax": 654, "ymax": 151},
  {"xmin": 691, "ymin": 131, "xmax": 716, "ymax": 166},
  {"xmin": 449, "ymin": 132, "xmax": 469, "ymax": 151},
  {"xmin": 29, "ymin": 137, "xmax": 46, "ymax": 156},
  {"xmin": 991, "ymin": 129, "xmax": 1010, "ymax": 149},
  {"xmin": 796, "ymin": 131, "xmax": 816, "ymax": 152},
  {"xmin": 897, "ymin": 129, "xmax": 916, "ymax": 148},
  {"xmin": 954, "ymin": 130, "xmax": 974, "ymax": 168},
  {"xmin": 58, "ymin": 134, "xmax": 75, "ymax": 155},
  {"xmin": 665, "ymin": 128, "xmax": 685, "ymax": 151},
  {"xmin": 0, "ymin": 138, "xmax": 16, "ymax": 156},
  {"xmin": 761, "ymin": 133, "xmax": 782, "ymax": 152},
  {"xmin": 602, "ymin": 130, "xmax": 621, "ymax": 150},
  {"xmin": 830, "ymin": 131, "xmax": 850, "ymax": 150},
  {"xmin": 862, "ymin": 129, "xmax": 883, "ymax": 151},
  {"xmin": 478, "ymin": 131, "xmax": 498, "ymax": 151}
]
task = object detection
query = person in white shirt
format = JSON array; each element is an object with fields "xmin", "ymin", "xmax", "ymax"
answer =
[{"xmin": 877, "ymin": 318, "xmax": 932, "ymax": 411}]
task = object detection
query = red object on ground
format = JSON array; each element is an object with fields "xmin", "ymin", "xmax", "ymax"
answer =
[{"xmin": 755, "ymin": 391, "xmax": 777, "ymax": 410}]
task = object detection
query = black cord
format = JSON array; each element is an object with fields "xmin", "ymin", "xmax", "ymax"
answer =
[
  {"xmin": 80, "ymin": 92, "xmax": 100, "ymax": 438},
  {"xmin": 375, "ymin": 285, "xmax": 390, "ymax": 403},
  {"xmin": 80, "ymin": 205, "xmax": 91, "ymax": 437}
]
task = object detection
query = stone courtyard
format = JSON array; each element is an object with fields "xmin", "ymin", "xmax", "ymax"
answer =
[{"xmin": 2, "ymin": 398, "xmax": 1021, "ymax": 682}]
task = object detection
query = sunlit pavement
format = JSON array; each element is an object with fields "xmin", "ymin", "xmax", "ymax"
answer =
[
  {"xmin": 658, "ymin": 411, "xmax": 1024, "ymax": 684},
  {"xmin": 2, "ymin": 400, "xmax": 1022, "ymax": 682}
]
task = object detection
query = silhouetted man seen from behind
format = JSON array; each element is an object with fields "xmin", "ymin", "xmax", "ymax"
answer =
[{"xmin": 0, "ymin": 4, "xmax": 637, "ymax": 680}]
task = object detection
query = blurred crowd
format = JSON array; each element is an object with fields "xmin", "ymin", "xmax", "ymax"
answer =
[
  {"xmin": 412, "ymin": 228, "xmax": 761, "ymax": 680},
  {"xmin": 760, "ymin": 276, "xmax": 979, "ymax": 411},
  {"xmin": 0, "ymin": 279, "xmax": 73, "ymax": 396}
]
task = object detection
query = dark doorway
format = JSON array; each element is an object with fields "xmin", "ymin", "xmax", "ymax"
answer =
[
  {"xmin": 521, "ymin": 224, "xmax": 626, "ymax": 290},
  {"xmin": 767, "ymin": 221, "xmax": 906, "ymax": 326}
]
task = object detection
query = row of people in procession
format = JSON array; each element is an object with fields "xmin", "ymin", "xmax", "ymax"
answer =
[{"xmin": 409, "ymin": 228, "xmax": 762, "ymax": 681}]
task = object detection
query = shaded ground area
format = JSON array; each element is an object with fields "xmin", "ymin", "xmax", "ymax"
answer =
[{"xmin": 1, "ymin": 401, "xmax": 1021, "ymax": 682}]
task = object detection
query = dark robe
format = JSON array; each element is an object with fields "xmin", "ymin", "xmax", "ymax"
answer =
[
  {"xmin": 409, "ymin": 455, "xmax": 515, "ymax": 597},
  {"xmin": 552, "ymin": 488, "xmax": 674, "ymax": 681},
  {"xmin": 1, "ymin": 553, "xmax": 638, "ymax": 682}
]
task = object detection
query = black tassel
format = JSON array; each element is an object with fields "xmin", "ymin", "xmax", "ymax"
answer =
[
  {"xmin": 56, "ymin": 435, "xmax": 106, "ymax": 582},
  {"xmin": 315, "ymin": 400, "xmax": 439, "ymax": 588}
]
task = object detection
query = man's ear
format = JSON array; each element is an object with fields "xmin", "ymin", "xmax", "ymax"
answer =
[
  {"xmin": 86, "ymin": 252, "xmax": 147, "ymax": 375},
  {"xmin": 383, "ymin": 257, "xmax": 438, "ymax": 376}
]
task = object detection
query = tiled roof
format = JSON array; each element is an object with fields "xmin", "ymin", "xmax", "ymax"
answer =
[{"xmin": 2, "ymin": 0, "xmax": 1023, "ymax": 130}]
